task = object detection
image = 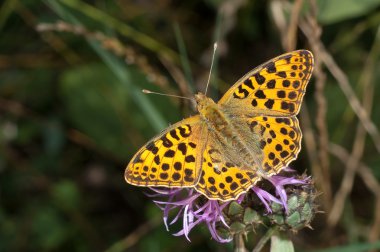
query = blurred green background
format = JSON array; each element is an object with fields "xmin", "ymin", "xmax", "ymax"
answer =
[{"xmin": 1, "ymin": 0, "xmax": 380, "ymax": 251}]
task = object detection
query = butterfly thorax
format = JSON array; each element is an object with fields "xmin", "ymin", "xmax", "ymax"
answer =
[{"xmin": 195, "ymin": 93, "xmax": 228, "ymax": 131}]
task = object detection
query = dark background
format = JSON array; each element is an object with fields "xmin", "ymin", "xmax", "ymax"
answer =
[{"xmin": 1, "ymin": 0, "xmax": 380, "ymax": 251}]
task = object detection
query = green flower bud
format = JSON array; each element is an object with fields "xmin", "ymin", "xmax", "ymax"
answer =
[{"xmin": 266, "ymin": 182, "xmax": 318, "ymax": 231}]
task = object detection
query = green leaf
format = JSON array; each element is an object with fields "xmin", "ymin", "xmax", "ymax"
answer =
[{"xmin": 318, "ymin": 0, "xmax": 380, "ymax": 24}]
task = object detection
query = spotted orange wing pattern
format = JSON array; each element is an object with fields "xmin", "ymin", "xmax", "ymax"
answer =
[
  {"xmin": 219, "ymin": 50, "xmax": 313, "ymax": 175},
  {"xmin": 195, "ymin": 138, "xmax": 260, "ymax": 200},
  {"xmin": 219, "ymin": 50, "xmax": 313, "ymax": 116},
  {"xmin": 125, "ymin": 116, "xmax": 205, "ymax": 188},
  {"xmin": 193, "ymin": 117, "xmax": 304, "ymax": 201}
]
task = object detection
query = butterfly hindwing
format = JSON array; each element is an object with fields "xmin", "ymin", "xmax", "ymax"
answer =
[
  {"xmin": 195, "ymin": 139, "xmax": 261, "ymax": 201},
  {"xmin": 125, "ymin": 116, "xmax": 205, "ymax": 188},
  {"xmin": 194, "ymin": 115, "xmax": 302, "ymax": 201},
  {"xmin": 245, "ymin": 115, "xmax": 302, "ymax": 174}
]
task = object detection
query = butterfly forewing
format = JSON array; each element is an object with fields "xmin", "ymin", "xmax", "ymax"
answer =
[
  {"xmin": 125, "ymin": 116, "xmax": 205, "ymax": 188},
  {"xmin": 218, "ymin": 50, "xmax": 313, "ymax": 116}
]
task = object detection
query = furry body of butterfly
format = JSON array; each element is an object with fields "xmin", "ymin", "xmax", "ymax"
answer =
[{"xmin": 195, "ymin": 93, "xmax": 265, "ymax": 176}]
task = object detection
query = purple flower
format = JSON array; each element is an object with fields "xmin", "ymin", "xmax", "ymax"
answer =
[
  {"xmin": 150, "ymin": 188, "xmax": 231, "ymax": 242},
  {"xmin": 267, "ymin": 175, "xmax": 309, "ymax": 213},
  {"xmin": 148, "ymin": 174, "xmax": 309, "ymax": 242}
]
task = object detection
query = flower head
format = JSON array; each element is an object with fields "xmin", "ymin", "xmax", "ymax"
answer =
[
  {"xmin": 150, "ymin": 188, "xmax": 231, "ymax": 242},
  {"xmin": 148, "ymin": 171, "xmax": 315, "ymax": 242}
]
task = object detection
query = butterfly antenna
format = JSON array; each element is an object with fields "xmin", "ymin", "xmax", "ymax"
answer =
[
  {"xmin": 204, "ymin": 42, "xmax": 218, "ymax": 95},
  {"xmin": 142, "ymin": 89, "xmax": 193, "ymax": 101}
]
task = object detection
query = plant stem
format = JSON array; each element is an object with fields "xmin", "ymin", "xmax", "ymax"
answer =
[
  {"xmin": 233, "ymin": 234, "xmax": 247, "ymax": 252},
  {"xmin": 252, "ymin": 227, "xmax": 277, "ymax": 252}
]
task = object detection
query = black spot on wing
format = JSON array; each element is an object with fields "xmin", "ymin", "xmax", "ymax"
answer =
[
  {"xmin": 276, "ymin": 71, "xmax": 287, "ymax": 78},
  {"xmin": 255, "ymin": 90, "xmax": 266, "ymax": 99},
  {"xmin": 265, "ymin": 62, "xmax": 277, "ymax": 73},
  {"xmin": 244, "ymin": 78, "xmax": 254, "ymax": 89},
  {"xmin": 267, "ymin": 80, "xmax": 276, "ymax": 89},
  {"xmin": 264, "ymin": 99, "xmax": 274, "ymax": 109},
  {"xmin": 178, "ymin": 125, "xmax": 191, "ymax": 137},
  {"xmin": 169, "ymin": 129, "xmax": 180, "ymax": 140},
  {"xmin": 253, "ymin": 73, "xmax": 266, "ymax": 85},
  {"xmin": 279, "ymin": 54, "xmax": 292, "ymax": 63},
  {"xmin": 161, "ymin": 135, "xmax": 173, "ymax": 147},
  {"xmin": 178, "ymin": 143, "xmax": 187, "ymax": 155}
]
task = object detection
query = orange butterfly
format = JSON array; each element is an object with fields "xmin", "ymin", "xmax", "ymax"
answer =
[{"xmin": 125, "ymin": 50, "xmax": 314, "ymax": 201}]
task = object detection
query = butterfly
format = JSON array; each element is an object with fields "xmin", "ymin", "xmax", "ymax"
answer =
[{"xmin": 125, "ymin": 50, "xmax": 314, "ymax": 201}]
